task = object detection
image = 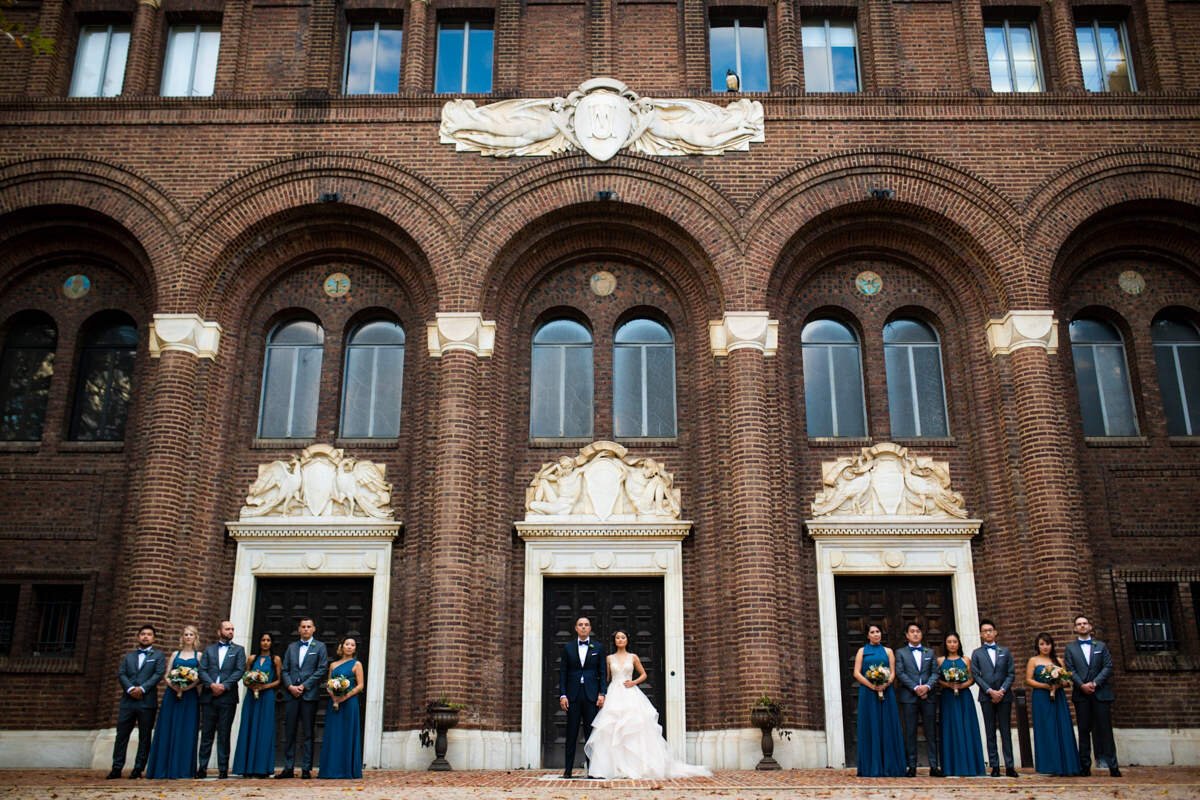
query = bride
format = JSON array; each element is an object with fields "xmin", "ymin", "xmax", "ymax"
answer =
[{"xmin": 583, "ymin": 631, "xmax": 711, "ymax": 779}]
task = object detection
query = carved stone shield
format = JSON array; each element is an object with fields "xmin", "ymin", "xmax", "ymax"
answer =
[
  {"xmin": 583, "ymin": 457, "xmax": 626, "ymax": 520},
  {"xmin": 872, "ymin": 456, "xmax": 905, "ymax": 515},
  {"xmin": 301, "ymin": 457, "xmax": 337, "ymax": 516},
  {"xmin": 574, "ymin": 91, "xmax": 632, "ymax": 162}
]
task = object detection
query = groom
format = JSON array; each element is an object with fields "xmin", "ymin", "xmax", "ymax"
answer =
[{"xmin": 558, "ymin": 616, "xmax": 606, "ymax": 779}]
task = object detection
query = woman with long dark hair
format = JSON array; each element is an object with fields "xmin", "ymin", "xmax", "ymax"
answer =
[
  {"xmin": 936, "ymin": 632, "xmax": 985, "ymax": 775},
  {"xmin": 1026, "ymin": 632, "xmax": 1080, "ymax": 776},
  {"xmin": 852, "ymin": 623, "xmax": 906, "ymax": 776},
  {"xmin": 232, "ymin": 632, "xmax": 282, "ymax": 777}
]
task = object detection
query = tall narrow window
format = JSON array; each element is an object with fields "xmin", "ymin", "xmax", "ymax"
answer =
[
  {"xmin": 985, "ymin": 19, "xmax": 1044, "ymax": 92},
  {"xmin": 530, "ymin": 320, "xmax": 592, "ymax": 438},
  {"xmin": 708, "ymin": 14, "xmax": 769, "ymax": 92},
  {"xmin": 802, "ymin": 18, "xmax": 860, "ymax": 92},
  {"xmin": 613, "ymin": 319, "xmax": 676, "ymax": 438},
  {"xmin": 340, "ymin": 320, "xmax": 404, "ymax": 438},
  {"xmin": 1076, "ymin": 19, "xmax": 1135, "ymax": 92},
  {"xmin": 69, "ymin": 312, "xmax": 137, "ymax": 441},
  {"xmin": 1069, "ymin": 317, "xmax": 1138, "ymax": 436},
  {"xmin": 435, "ymin": 18, "xmax": 494, "ymax": 93},
  {"xmin": 1152, "ymin": 314, "xmax": 1200, "ymax": 436},
  {"xmin": 884, "ymin": 319, "xmax": 949, "ymax": 438},
  {"xmin": 802, "ymin": 319, "xmax": 867, "ymax": 437},
  {"xmin": 161, "ymin": 24, "xmax": 221, "ymax": 97},
  {"xmin": 33, "ymin": 585, "xmax": 82, "ymax": 657},
  {"xmin": 344, "ymin": 22, "xmax": 403, "ymax": 94},
  {"xmin": 0, "ymin": 585, "xmax": 17, "ymax": 656},
  {"xmin": 258, "ymin": 319, "xmax": 324, "ymax": 439},
  {"xmin": 69, "ymin": 24, "xmax": 130, "ymax": 97},
  {"xmin": 0, "ymin": 312, "xmax": 56, "ymax": 441},
  {"xmin": 1128, "ymin": 583, "xmax": 1176, "ymax": 653}
]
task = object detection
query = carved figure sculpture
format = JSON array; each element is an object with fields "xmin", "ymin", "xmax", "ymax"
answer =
[
  {"xmin": 243, "ymin": 460, "xmax": 302, "ymax": 517},
  {"xmin": 625, "ymin": 457, "xmax": 682, "ymax": 517},
  {"xmin": 627, "ymin": 97, "xmax": 764, "ymax": 156},
  {"xmin": 528, "ymin": 456, "xmax": 585, "ymax": 515},
  {"xmin": 524, "ymin": 442, "xmax": 683, "ymax": 521},
  {"xmin": 439, "ymin": 97, "xmax": 573, "ymax": 157},
  {"xmin": 811, "ymin": 443, "xmax": 968, "ymax": 519},
  {"xmin": 335, "ymin": 459, "xmax": 393, "ymax": 519},
  {"xmin": 240, "ymin": 445, "xmax": 394, "ymax": 520}
]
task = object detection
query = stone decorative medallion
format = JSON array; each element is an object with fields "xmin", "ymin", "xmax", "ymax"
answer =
[
  {"xmin": 63, "ymin": 274, "xmax": 90, "ymax": 299},
  {"xmin": 855, "ymin": 271, "xmax": 882, "ymax": 296},
  {"xmin": 590, "ymin": 271, "xmax": 617, "ymax": 296},
  {"xmin": 324, "ymin": 272, "xmax": 351, "ymax": 298},
  {"xmin": 1118, "ymin": 270, "xmax": 1146, "ymax": 296}
]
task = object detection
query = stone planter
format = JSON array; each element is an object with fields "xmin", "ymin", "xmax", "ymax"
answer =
[
  {"xmin": 750, "ymin": 705, "xmax": 782, "ymax": 770},
  {"xmin": 427, "ymin": 704, "xmax": 461, "ymax": 771}
]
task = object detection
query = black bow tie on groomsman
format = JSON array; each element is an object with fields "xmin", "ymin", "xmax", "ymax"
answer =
[
  {"xmin": 984, "ymin": 644, "xmax": 997, "ymax": 649},
  {"xmin": 578, "ymin": 640, "xmax": 590, "ymax": 647}
]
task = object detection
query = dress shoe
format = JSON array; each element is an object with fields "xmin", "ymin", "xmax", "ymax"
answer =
[
  {"xmin": 1080, "ymin": 767, "xmax": 1092, "ymax": 776},
  {"xmin": 106, "ymin": 769, "xmax": 122, "ymax": 779},
  {"xmin": 561, "ymin": 771, "xmax": 573, "ymax": 779},
  {"xmin": 905, "ymin": 766, "xmax": 916, "ymax": 777},
  {"xmin": 194, "ymin": 769, "xmax": 207, "ymax": 779},
  {"xmin": 301, "ymin": 770, "xmax": 312, "ymax": 779},
  {"xmin": 128, "ymin": 770, "xmax": 142, "ymax": 779},
  {"xmin": 1109, "ymin": 768, "xmax": 1122, "ymax": 778},
  {"xmin": 930, "ymin": 767, "xmax": 945, "ymax": 777},
  {"xmin": 218, "ymin": 770, "xmax": 228, "ymax": 779},
  {"xmin": 1006, "ymin": 767, "xmax": 1019, "ymax": 778},
  {"xmin": 274, "ymin": 770, "xmax": 294, "ymax": 779},
  {"xmin": 990, "ymin": 767, "xmax": 1000, "ymax": 777}
]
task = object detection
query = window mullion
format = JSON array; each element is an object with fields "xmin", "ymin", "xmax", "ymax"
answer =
[
  {"xmin": 461, "ymin": 21, "xmax": 471, "ymax": 93},
  {"xmin": 286, "ymin": 346, "xmax": 300, "ymax": 437},
  {"xmin": 368, "ymin": 346, "xmax": 380, "ymax": 437},
  {"xmin": 369, "ymin": 23, "xmax": 381, "ymax": 94},
  {"xmin": 640, "ymin": 345, "xmax": 649, "ymax": 436},
  {"xmin": 1001, "ymin": 21, "xmax": 1017, "ymax": 91},
  {"xmin": 733, "ymin": 19, "xmax": 743, "ymax": 78},
  {"xmin": 1093, "ymin": 344, "xmax": 1114, "ymax": 434},
  {"xmin": 557, "ymin": 344, "xmax": 567, "ymax": 437},
  {"xmin": 826, "ymin": 345, "xmax": 839, "ymax": 436},
  {"xmin": 96, "ymin": 26, "xmax": 114, "ymax": 97},
  {"xmin": 1172, "ymin": 345, "xmax": 1192, "ymax": 435},
  {"xmin": 907, "ymin": 345, "xmax": 921, "ymax": 437},
  {"xmin": 1093, "ymin": 21, "xmax": 1107, "ymax": 91},
  {"xmin": 187, "ymin": 24, "xmax": 203, "ymax": 96},
  {"xmin": 824, "ymin": 20, "xmax": 834, "ymax": 93}
]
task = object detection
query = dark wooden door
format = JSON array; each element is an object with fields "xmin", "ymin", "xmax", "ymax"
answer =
[
  {"xmin": 834, "ymin": 575, "xmax": 954, "ymax": 765},
  {"xmin": 252, "ymin": 577, "xmax": 373, "ymax": 768},
  {"xmin": 541, "ymin": 577, "xmax": 665, "ymax": 769}
]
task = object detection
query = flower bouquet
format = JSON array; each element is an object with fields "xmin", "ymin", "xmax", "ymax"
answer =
[
  {"xmin": 864, "ymin": 664, "xmax": 891, "ymax": 700},
  {"xmin": 243, "ymin": 669, "xmax": 269, "ymax": 699},
  {"xmin": 167, "ymin": 665, "xmax": 197, "ymax": 697},
  {"xmin": 1037, "ymin": 664, "xmax": 1073, "ymax": 699},
  {"xmin": 327, "ymin": 675, "xmax": 351, "ymax": 710},
  {"xmin": 941, "ymin": 664, "xmax": 968, "ymax": 695}
]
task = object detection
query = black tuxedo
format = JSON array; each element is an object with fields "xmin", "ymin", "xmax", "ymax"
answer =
[
  {"xmin": 1064, "ymin": 638, "xmax": 1119, "ymax": 771},
  {"xmin": 111, "ymin": 647, "xmax": 167, "ymax": 773},
  {"xmin": 197, "ymin": 640, "xmax": 246, "ymax": 773},
  {"xmin": 894, "ymin": 644, "xmax": 940, "ymax": 770},
  {"xmin": 280, "ymin": 638, "xmax": 329, "ymax": 771},
  {"xmin": 970, "ymin": 644, "xmax": 1016, "ymax": 769},
  {"xmin": 558, "ymin": 639, "xmax": 607, "ymax": 774}
]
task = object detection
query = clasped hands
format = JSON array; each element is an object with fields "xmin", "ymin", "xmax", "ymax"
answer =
[
  {"xmin": 559, "ymin": 695, "xmax": 605, "ymax": 711},
  {"xmin": 914, "ymin": 684, "xmax": 932, "ymax": 699}
]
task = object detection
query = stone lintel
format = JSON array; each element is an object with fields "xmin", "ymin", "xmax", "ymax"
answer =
[
  {"xmin": 227, "ymin": 519, "xmax": 402, "ymax": 539},
  {"xmin": 709, "ymin": 312, "xmax": 779, "ymax": 357},
  {"xmin": 986, "ymin": 310, "xmax": 1058, "ymax": 356},
  {"xmin": 515, "ymin": 521, "xmax": 693, "ymax": 540},
  {"xmin": 148, "ymin": 313, "xmax": 222, "ymax": 359},
  {"xmin": 427, "ymin": 312, "xmax": 496, "ymax": 358},
  {"xmin": 806, "ymin": 518, "xmax": 982, "ymax": 538}
]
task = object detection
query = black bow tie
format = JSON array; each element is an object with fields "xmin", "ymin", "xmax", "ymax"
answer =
[
  {"xmin": 578, "ymin": 640, "xmax": 590, "ymax": 647},
  {"xmin": 1079, "ymin": 639, "xmax": 1093, "ymax": 644},
  {"xmin": 219, "ymin": 641, "xmax": 231, "ymax": 647},
  {"xmin": 138, "ymin": 649, "xmax": 152, "ymax": 655},
  {"xmin": 910, "ymin": 646, "xmax": 922, "ymax": 651},
  {"xmin": 300, "ymin": 640, "xmax": 312, "ymax": 646},
  {"xmin": 984, "ymin": 644, "xmax": 997, "ymax": 649}
]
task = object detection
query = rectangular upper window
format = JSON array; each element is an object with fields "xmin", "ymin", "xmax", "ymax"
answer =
[
  {"xmin": 161, "ymin": 24, "xmax": 221, "ymax": 97},
  {"xmin": 985, "ymin": 19, "xmax": 1044, "ymax": 92},
  {"xmin": 344, "ymin": 22, "xmax": 403, "ymax": 95},
  {"xmin": 0, "ymin": 585, "xmax": 17, "ymax": 656},
  {"xmin": 708, "ymin": 14, "xmax": 769, "ymax": 92},
  {"xmin": 1128, "ymin": 582, "xmax": 1176, "ymax": 653},
  {"xmin": 1075, "ymin": 19, "xmax": 1136, "ymax": 92},
  {"xmin": 69, "ymin": 24, "xmax": 130, "ymax": 97},
  {"xmin": 33, "ymin": 584, "xmax": 82, "ymax": 657},
  {"xmin": 802, "ymin": 18, "xmax": 860, "ymax": 93},
  {"xmin": 435, "ymin": 17, "xmax": 494, "ymax": 94}
]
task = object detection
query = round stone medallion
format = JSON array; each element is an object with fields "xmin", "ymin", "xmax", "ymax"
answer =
[
  {"xmin": 324, "ymin": 272, "xmax": 351, "ymax": 298},
  {"xmin": 590, "ymin": 271, "xmax": 617, "ymax": 297},
  {"xmin": 855, "ymin": 271, "xmax": 883, "ymax": 296},
  {"xmin": 1118, "ymin": 270, "xmax": 1146, "ymax": 296},
  {"xmin": 63, "ymin": 274, "xmax": 91, "ymax": 299}
]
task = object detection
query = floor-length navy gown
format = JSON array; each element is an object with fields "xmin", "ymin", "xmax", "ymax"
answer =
[
  {"xmin": 938, "ymin": 657, "xmax": 986, "ymax": 775},
  {"xmin": 232, "ymin": 655, "xmax": 276, "ymax": 777},
  {"xmin": 1032, "ymin": 664, "xmax": 1080, "ymax": 776},
  {"xmin": 145, "ymin": 653, "xmax": 200, "ymax": 779},
  {"xmin": 318, "ymin": 659, "xmax": 362, "ymax": 779},
  {"xmin": 856, "ymin": 644, "xmax": 907, "ymax": 777}
]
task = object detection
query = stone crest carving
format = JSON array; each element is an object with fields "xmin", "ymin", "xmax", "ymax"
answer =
[
  {"xmin": 440, "ymin": 78, "xmax": 764, "ymax": 162},
  {"xmin": 240, "ymin": 444, "xmax": 393, "ymax": 520},
  {"xmin": 524, "ymin": 441, "xmax": 681, "ymax": 522},
  {"xmin": 811, "ymin": 443, "xmax": 967, "ymax": 520}
]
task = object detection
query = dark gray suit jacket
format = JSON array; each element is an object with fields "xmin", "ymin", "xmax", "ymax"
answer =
[
  {"xmin": 281, "ymin": 639, "xmax": 329, "ymax": 701},
  {"xmin": 118, "ymin": 648, "xmax": 167, "ymax": 709},
  {"xmin": 1064, "ymin": 638, "xmax": 1115, "ymax": 702},
  {"xmin": 970, "ymin": 644, "xmax": 1015, "ymax": 704},
  {"xmin": 199, "ymin": 641, "xmax": 246, "ymax": 706},
  {"xmin": 894, "ymin": 644, "xmax": 938, "ymax": 704}
]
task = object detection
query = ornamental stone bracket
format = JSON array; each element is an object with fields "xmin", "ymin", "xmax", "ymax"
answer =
[
  {"xmin": 708, "ymin": 312, "xmax": 779, "ymax": 357},
  {"xmin": 986, "ymin": 310, "xmax": 1059, "ymax": 357},
  {"xmin": 148, "ymin": 313, "xmax": 222, "ymax": 359},
  {"xmin": 426, "ymin": 312, "xmax": 496, "ymax": 358}
]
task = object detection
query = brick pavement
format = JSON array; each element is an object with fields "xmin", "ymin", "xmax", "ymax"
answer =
[{"xmin": 1, "ymin": 769, "xmax": 1197, "ymax": 799}]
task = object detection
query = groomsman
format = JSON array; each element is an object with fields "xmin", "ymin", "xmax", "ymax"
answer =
[
  {"xmin": 108, "ymin": 625, "xmax": 166, "ymax": 779},
  {"xmin": 895, "ymin": 621, "xmax": 943, "ymax": 777},
  {"xmin": 1064, "ymin": 615, "xmax": 1121, "ymax": 777},
  {"xmin": 970, "ymin": 618, "xmax": 1018, "ymax": 777},
  {"xmin": 558, "ymin": 616, "xmax": 607, "ymax": 779},
  {"xmin": 196, "ymin": 620, "xmax": 246, "ymax": 779},
  {"xmin": 277, "ymin": 617, "xmax": 328, "ymax": 779}
]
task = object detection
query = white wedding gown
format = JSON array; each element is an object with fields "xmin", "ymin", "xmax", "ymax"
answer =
[{"xmin": 584, "ymin": 654, "xmax": 712, "ymax": 779}]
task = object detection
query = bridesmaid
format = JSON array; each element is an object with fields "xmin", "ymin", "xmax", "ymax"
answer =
[
  {"xmin": 1026, "ymin": 632, "xmax": 1080, "ymax": 776},
  {"xmin": 145, "ymin": 625, "xmax": 201, "ymax": 779},
  {"xmin": 852, "ymin": 624, "xmax": 907, "ymax": 777},
  {"xmin": 318, "ymin": 637, "xmax": 364, "ymax": 779},
  {"xmin": 232, "ymin": 632, "xmax": 282, "ymax": 778},
  {"xmin": 936, "ymin": 632, "xmax": 985, "ymax": 776}
]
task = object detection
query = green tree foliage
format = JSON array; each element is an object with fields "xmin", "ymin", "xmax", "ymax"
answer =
[{"xmin": 1, "ymin": 1, "xmax": 54, "ymax": 55}]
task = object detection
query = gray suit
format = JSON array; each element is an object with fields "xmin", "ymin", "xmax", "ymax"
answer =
[
  {"xmin": 970, "ymin": 644, "xmax": 1015, "ymax": 768},
  {"xmin": 895, "ymin": 644, "xmax": 940, "ymax": 769},
  {"xmin": 1064, "ymin": 638, "xmax": 1118, "ymax": 771},
  {"xmin": 198, "ymin": 640, "xmax": 246, "ymax": 773},
  {"xmin": 111, "ymin": 648, "xmax": 167, "ymax": 772},
  {"xmin": 280, "ymin": 638, "xmax": 329, "ymax": 771}
]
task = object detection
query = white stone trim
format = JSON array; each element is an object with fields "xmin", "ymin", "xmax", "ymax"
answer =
[
  {"xmin": 517, "ymin": 535, "xmax": 690, "ymax": 768},
  {"xmin": 426, "ymin": 312, "xmax": 496, "ymax": 358},
  {"xmin": 148, "ymin": 313, "xmax": 222, "ymax": 359},
  {"xmin": 225, "ymin": 523, "xmax": 397, "ymax": 769},
  {"xmin": 708, "ymin": 312, "xmax": 779, "ymax": 357},
  {"xmin": 688, "ymin": 728, "xmax": 827, "ymax": 769},
  {"xmin": 380, "ymin": 729, "xmax": 522, "ymax": 770},
  {"xmin": 986, "ymin": 310, "xmax": 1059, "ymax": 356}
]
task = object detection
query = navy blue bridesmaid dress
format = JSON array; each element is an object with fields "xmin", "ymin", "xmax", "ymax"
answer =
[
  {"xmin": 938, "ymin": 656, "xmax": 986, "ymax": 775},
  {"xmin": 232, "ymin": 654, "xmax": 276, "ymax": 777},
  {"xmin": 856, "ymin": 643, "xmax": 907, "ymax": 777},
  {"xmin": 145, "ymin": 653, "xmax": 200, "ymax": 779},
  {"xmin": 318, "ymin": 659, "xmax": 362, "ymax": 779},
  {"xmin": 1031, "ymin": 664, "xmax": 1080, "ymax": 776}
]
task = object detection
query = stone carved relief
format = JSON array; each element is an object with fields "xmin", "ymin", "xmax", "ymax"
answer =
[
  {"xmin": 811, "ymin": 443, "xmax": 968, "ymax": 520},
  {"xmin": 524, "ymin": 441, "xmax": 682, "ymax": 522},
  {"xmin": 240, "ymin": 444, "xmax": 393, "ymax": 520},
  {"xmin": 440, "ymin": 78, "xmax": 764, "ymax": 162}
]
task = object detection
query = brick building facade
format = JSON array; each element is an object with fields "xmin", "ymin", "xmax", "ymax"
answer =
[{"xmin": 0, "ymin": 0, "xmax": 1197, "ymax": 770}]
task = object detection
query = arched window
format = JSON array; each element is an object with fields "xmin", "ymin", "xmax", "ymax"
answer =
[
  {"xmin": 802, "ymin": 318, "xmax": 867, "ymax": 437},
  {"xmin": 1069, "ymin": 317, "xmax": 1138, "ymax": 436},
  {"xmin": 340, "ymin": 319, "xmax": 405, "ymax": 438},
  {"xmin": 258, "ymin": 319, "xmax": 324, "ymax": 438},
  {"xmin": 1151, "ymin": 313, "xmax": 1200, "ymax": 436},
  {"xmin": 0, "ymin": 312, "xmax": 57, "ymax": 441},
  {"xmin": 69, "ymin": 312, "xmax": 137, "ymax": 441},
  {"xmin": 883, "ymin": 318, "xmax": 949, "ymax": 437},
  {"xmin": 530, "ymin": 319, "xmax": 592, "ymax": 438},
  {"xmin": 613, "ymin": 318, "xmax": 676, "ymax": 438}
]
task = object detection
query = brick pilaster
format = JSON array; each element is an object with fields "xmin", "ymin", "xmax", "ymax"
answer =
[
  {"xmin": 123, "ymin": 0, "xmax": 162, "ymax": 96},
  {"xmin": 956, "ymin": 0, "xmax": 990, "ymax": 92},
  {"xmin": 25, "ymin": 0, "xmax": 67, "ymax": 96},
  {"xmin": 402, "ymin": 0, "xmax": 430, "ymax": 92},
  {"xmin": 774, "ymin": 0, "xmax": 801, "ymax": 93},
  {"xmin": 589, "ymin": 0, "xmax": 614, "ymax": 78},
  {"xmin": 1049, "ymin": 0, "xmax": 1084, "ymax": 92},
  {"xmin": 1140, "ymin": 0, "xmax": 1181, "ymax": 91}
]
